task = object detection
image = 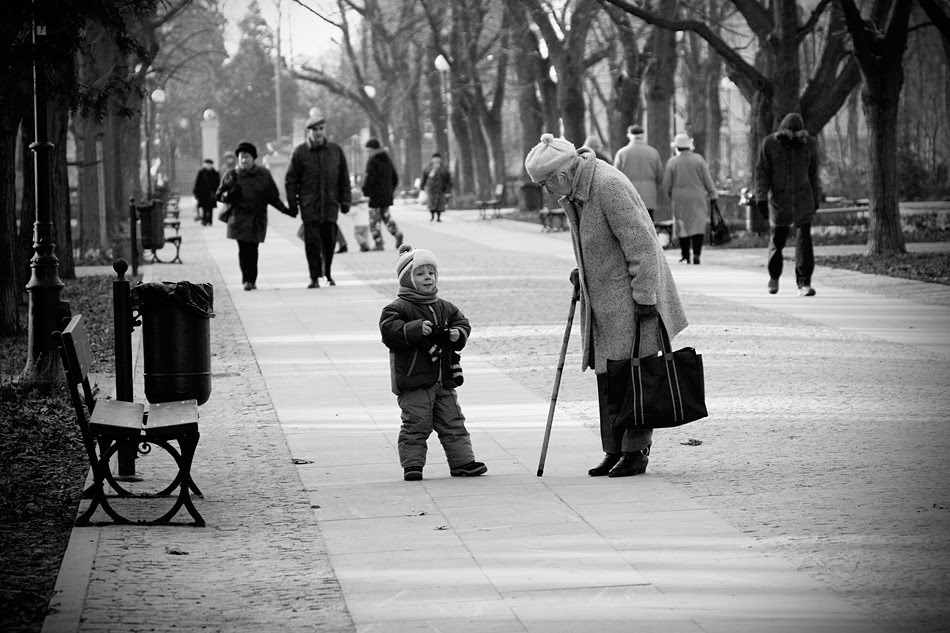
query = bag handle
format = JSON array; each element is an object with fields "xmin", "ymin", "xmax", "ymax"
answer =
[{"xmin": 631, "ymin": 313, "xmax": 673, "ymax": 359}]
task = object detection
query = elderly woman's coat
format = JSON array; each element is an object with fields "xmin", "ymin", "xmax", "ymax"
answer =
[
  {"xmin": 216, "ymin": 165, "xmax": 286, "ymax": 243},
  {"xmin": 559, "ymin": 150, "xmax": 688, "ymax": 373},
  {"xmin": 661, "ymin": 150, "xmax": 718, "ymax": 237}
]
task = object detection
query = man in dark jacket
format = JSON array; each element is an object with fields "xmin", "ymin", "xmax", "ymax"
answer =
[
  {"xmin": 286, "ymin": 110, "xmax": 351, "ymax": 287},
  {"xmin": 193, "ymin": 159, "xmax": 221, "ymax": 226},
  {"xmin": 755, "ymin": 112, "xmax": 821, "ymax": 297},
  {"xmin": 362, "ymin": 138, "xmax": 404, "ymax": 251}
]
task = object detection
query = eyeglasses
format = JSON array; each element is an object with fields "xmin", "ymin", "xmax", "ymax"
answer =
[{"xmin": 539, "ymin": 173, "xmax": 561, "ymax": 190}]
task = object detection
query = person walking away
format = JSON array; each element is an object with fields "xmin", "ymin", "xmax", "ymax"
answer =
[
  {"xmin": 613, "ymin": 124, "xmax": 664, "ymax": 222},
  {"xmin": 193, "ymin": 158, "xmax": 221, "ymax": 226},
  {"xmin": 379, "ymin": 244, "xmax": 487, "ymax": 481},
  {"xmin": 661, "ymin": 133, "xmax": 718, "ymax": 265},
  {"xmin": 420, "ymin": 153, "xmax": 452, "ymax": 222},
  {"xmin": 363, "ymin": 138, "xmax": 404, "ymax": 250},
  {"xmin": 285, "ymin": 109, "xmax": 351, "ymax": 287},
  {"xmin": 216, "ymin": 142, "xmax": 293, "ymax": 291},
  {"xmin": 755, "ymin": 112, "xmax": 821, "ymax": 297},
  {"xmin": 525, "ymin": 134, "xmax": 688, "ymax": 478}
]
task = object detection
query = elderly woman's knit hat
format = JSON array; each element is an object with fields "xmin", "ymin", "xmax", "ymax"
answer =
[
  {"xmin": 235, "ymin": 141, "xmax": 257, "ymax": 159},
  {"xmin": 524, "ymin": 133, "xmax": 577, "ymax": 182},
  {"xmin": 396, "ymin": 244, "xmax": 438, "ymax": 288}
]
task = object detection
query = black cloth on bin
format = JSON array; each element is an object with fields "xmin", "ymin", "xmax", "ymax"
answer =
[{"xmin": 131, "ymin": 282, "xmax": 215, "ymax": 319}]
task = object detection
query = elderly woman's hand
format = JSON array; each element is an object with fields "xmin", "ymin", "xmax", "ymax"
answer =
[
  {"xmin": 569, "ymin": 268, "xmax": 579, "ymax": 289},
  {"xmin": 635, "ymin": 303, "xmax": 657, "ymax": 320}
]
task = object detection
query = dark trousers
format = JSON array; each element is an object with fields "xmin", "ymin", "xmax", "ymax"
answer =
[
  {"xmin": 237, "ymin": 240, "xmax": 259, "ymax": 284},
  {"xmin": 199, "ymin": 204, "xmax": 214, "ymax": 226},
  {"xmin": 768, "ymin": 223, "xmax": 814, "ymax": 287},
  {"xmin": 679, "ymin": 234, "xmax": 704, "ymax": 261},
  {"xmin": 304, "ymin": 220, "xmax": 339, "ymax": 281}
]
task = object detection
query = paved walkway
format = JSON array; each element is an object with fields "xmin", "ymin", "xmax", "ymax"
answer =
[{"xmin": 47, "ymin": 203, "xmax": 950, "ymax": 633}]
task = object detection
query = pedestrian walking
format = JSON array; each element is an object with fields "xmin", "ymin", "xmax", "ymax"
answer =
[
  {"xmin": 613, "ymin": 124, "xmax": 664, "ymax": 222},
  {"xmin": 362, "ymin": 138, "xmax": 404, "ymax": 251},
  {"xmin": 661, "ymin": 133, "xmax": 719, "ymax": 265},
  {"xmin": 755, "ymin": 112, "xmax": 821, "ymax": 297},
  {"xmin": 420, "ymin": 153, "xmax": 452, "ymax": 222},
  {"xmin": 349, "ymin": 191, "xmax": 372, "ymax": 252},
  {"xmin": 379, "ymin": 244, "xmax": 487, "ymax": 482},
  {"xmin": 216, "ymin": 142, "xmax": 293, "ymax": 291},
  {"xmin": 285, "ymin": 109, "xmax": 351, "ymax": 287},
  {"xmin": 525, "ymin": 133, "xmax": 688, "ymax": 478},
  {"xmin": 192, "ymin": 158, "xmax": 221, "ymax": 226}
]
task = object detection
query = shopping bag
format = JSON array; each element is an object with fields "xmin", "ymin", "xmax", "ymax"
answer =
[
  {"xmin": 418, "ymin": 190, "xmax": 429, "ymax": 205},
  {"xmin": 605, "ymin": 316, "xmax": 707, "ymax": 429},
  {"xmin": 709, "ymin": 201, "xmax": 732, "ymax": 246}
]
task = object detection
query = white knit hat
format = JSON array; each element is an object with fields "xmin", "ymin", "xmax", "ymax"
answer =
[
  {"xmin": 524, "ymin": 133, "xmax": 577, "ymax": 182},
  {"xmin": 395, "ymin": 244, "xmax": 438, "ymax": 288},
  {"xmin": 673, "ymin": 133, "xmax": 694, "ymax": 150}
]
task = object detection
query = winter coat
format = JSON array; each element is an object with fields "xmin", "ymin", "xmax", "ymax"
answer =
[
  {"xmin": 216, "ymin": 165, "xmax": 288, "ymax": 243},
  {"xmin": 362, "ymin": 150, "xmax": 399, "ymax": 208},
  {"xmin": 755, "ymin": 125, "xmax": 820, "ymax": 227},
  {"xmin": 558, "ymin": 149, "xmax": 688, "ymax": 374},
  {"xmin": 193, "ymin": 167, "xmax": 220, "ymax": 209},
  {"xmin": 380, "ymin": 297, "xmax": 471, "ymax": 395},
  {"xmin": 420, "ymin": 165, "xmax": 452, "ymax": 211},
  {"xmin": 286, "ymin": 139, "xmax": 351, "ymax": 223},
  {"xmin": 613, "ymin": 141, "xmax": 664, "ymax": 210},
  {"xmin": 661, "ymin": 150, "xmax": 718, "ymax": 237}
]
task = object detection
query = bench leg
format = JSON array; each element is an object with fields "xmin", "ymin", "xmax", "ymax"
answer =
[{"xmin": 151, "ymin": 432, "xmax": 204, "ymax": 526}]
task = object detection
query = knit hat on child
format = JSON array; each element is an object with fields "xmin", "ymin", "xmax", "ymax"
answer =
[{"xmin": 396, "ymin": 244, "xmax": 438, "ymax": 290}]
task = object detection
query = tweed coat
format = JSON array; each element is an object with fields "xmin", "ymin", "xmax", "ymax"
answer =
[
  {"xmin": 754, "ymin": 129, "xmax": 820, "ymax": 227},
  {"xmin": 216, "ymin": 165, "xmax": 287, "ymax": 243},
  {"xmin": 558, "ymin": 150, "xmax": 688, "ymax": 374},
  {"xmin": 661, "ymin": 150, "xmax": 718, "ymax": 237},
  {"xmin": 420, "ymin": 165, "xmax": 452, "ymax": 212},
  {"xmin": 613, "ymin": 140, "xmax": 664, "ymax": 210}
]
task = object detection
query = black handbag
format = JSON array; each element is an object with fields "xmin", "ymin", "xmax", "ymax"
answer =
[
  {"xmin": 709, "ymin": 200, "xmax": 732, "ymax": 246},
  {"xmin": 605, "ymin": 316, "xmax": 708, "ymax": 429}
]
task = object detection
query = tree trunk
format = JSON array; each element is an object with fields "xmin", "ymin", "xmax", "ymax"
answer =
[
  {"xmin": 557, "ymin": 58, "xmax": 587, "ymax": 145},
  {"xmin": 645, "ymin": 3, "xmax": 677, "ymax": 225},
  {"xmin": 451, "ymin": 104, "xmax": 474, "ymax": 197},
  {"xmin": 706, "ymin": 58, "xmax": 723, "ymax": 183},
  {"xmin": 0, "ymin": 109, "xmax": 23, "ymax": 334},
  {"xmin": 863, "ymin": 78, "xmax": 907, "ymax": 255},
  {"xmin": 50, "ymin": 89, "xmax": 74, "ymax": 279}
]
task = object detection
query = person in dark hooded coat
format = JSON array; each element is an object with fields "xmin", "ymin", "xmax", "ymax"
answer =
[
  {"xmin": 362, "ymin": 138, "xmax": 404, "ymax": 250},
  {"xmin": 755, "ymin": 112, "xmax": 821, "ymax": 297}
]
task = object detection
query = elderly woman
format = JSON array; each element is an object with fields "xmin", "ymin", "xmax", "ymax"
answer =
[
  {"xmin": 661, "ymin": 133, "xmax": 719, "ymax": 265},
  {"xmin": 216, "ymin": 141, "xmax": 293, "ymax": 291},
  {"xmin": 525, "ymin": 134, "xmax": 689, "ymax": 478}
]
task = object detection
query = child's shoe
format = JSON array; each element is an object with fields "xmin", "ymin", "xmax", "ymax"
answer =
[
  {"xmin": 403, "ymin": 467, "xmax": 423, "ymax": 481},
  {"xmin": 450, "ymin": 461, "xmax": 487, "ymax": 477}
]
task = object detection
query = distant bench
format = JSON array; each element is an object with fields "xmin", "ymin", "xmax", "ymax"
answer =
[{"xmin": 54, "ymin": 314, "xmax": 204, "ymax": 527}]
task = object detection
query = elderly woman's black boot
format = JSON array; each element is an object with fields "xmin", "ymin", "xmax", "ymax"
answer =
[
  {"xmin": 607, "ymin": 447, "xmax": 650, "ymax": 478},
  {"xmin": 588, "ymin": 453, "xmax": 621, "ymax": 476}
]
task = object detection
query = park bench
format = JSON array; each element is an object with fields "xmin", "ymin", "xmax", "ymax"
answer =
[
  {"xmin": 137, "ymin": 198, "xmax": 184, "ymax": 264},
  {"xmin": 476, "ymin": 183, "xmax": 504, "ymax": 219},
  {"xmin": 539, "ymin": 207, "xmax": 568, "ymax": 232},
  {"xmin": 54, "ymin": 314, "xmax": 204, "ymax": 527}
]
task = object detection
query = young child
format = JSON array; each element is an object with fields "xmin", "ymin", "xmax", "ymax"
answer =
[{"xmin": 379, "ymin": 244, "xmax": 487, "ymax": 481}]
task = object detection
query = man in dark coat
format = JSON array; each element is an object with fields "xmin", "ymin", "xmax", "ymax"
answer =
[
  {"xmin": 286, "ymin": 110, "xmax": 351, "ymax": 287},
  {"xmin": 755, "ymin": 112, "xmax": 821, "ymax": 297},
  {"xmin": 362, "ymin": 138, "xmax": 404, "ymax": 251},
  {"xmin": 193, "ymin": 159, "xmax": 221, "ymax": 226}
]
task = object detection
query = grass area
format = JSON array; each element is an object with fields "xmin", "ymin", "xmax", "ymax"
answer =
[{"xmin": 0, "ymin": 275, "xmax": 116, "ymax": 633}]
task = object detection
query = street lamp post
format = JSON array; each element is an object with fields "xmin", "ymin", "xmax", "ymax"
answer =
[
  {"xmin": 23, "ymin": 10, "xmax": 68, "ymax": 383},
  {"xmin": 433, "ymin": 54, "xmax": 451, "ymax": 166}
]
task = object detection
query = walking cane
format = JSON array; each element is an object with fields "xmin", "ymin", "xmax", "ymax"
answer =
[{"xmin": 537, "ymin": 279, "xmax": 581, "ymax": 477}]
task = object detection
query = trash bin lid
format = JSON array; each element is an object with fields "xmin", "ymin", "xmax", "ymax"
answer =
[{"xmin": 131, "ymin": 281, "xmax": 215, "ymax": 318}]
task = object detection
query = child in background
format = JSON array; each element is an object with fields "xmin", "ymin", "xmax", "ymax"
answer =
[{"xmin": 379, "ymin": 244, "xmax": 487, "ymax": 481}]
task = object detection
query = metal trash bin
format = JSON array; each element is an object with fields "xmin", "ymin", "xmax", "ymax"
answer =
[
  {"xmin": 132, "ymin": 281, "xmax": 215, "ymax": 405},
  {"xmin": 520, "ymin": 182, "xmax": 543, "ymax": 211},
  {"xmin": 138, "ymin": 201, "xmax": 165, "ymax": 251}
]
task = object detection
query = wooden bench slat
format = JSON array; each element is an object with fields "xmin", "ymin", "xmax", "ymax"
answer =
[
  {"xmin": 147, "ymin": 400, "xmax": 199, "ymax": 437},
  {"xmin": 89, "ymin": 400, "xmax": 145, "ymax": 437}
]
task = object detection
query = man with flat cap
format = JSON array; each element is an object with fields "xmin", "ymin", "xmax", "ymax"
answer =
[
  {"xmin": 286, "ymin": 109, "xmax": 351, "ymax": 287},
  {"xmin": 613, "ymin": 124, "xmax": 664, "ymax": 222}
]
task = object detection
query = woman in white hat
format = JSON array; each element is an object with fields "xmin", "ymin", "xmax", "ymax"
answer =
[
  {"xmin": 525, "ymin": 134, "xmax": 689, "ymax": 478},
  {"xmin": 661, "ymin": 133, "xmax": 719, "ymax": 264}
]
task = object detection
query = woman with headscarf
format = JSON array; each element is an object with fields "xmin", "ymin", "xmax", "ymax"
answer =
[
  {"xmin": 216, "ymin": 141, "xmax": 293, "ymax": 291},
  {"xmin": 524, "ymin": 134, "xmax": 689, "ymax": 478},
  {"xmin": 661, "ymin": 134, "xmax": 719, "ymax": 265}
]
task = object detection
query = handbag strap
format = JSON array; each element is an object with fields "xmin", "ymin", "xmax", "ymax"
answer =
[{"xmin": 631, "ymin": 313, "xmax": 673, "ymax": 358}]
